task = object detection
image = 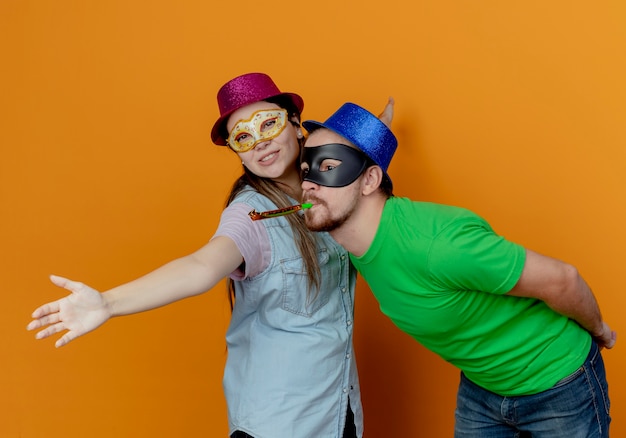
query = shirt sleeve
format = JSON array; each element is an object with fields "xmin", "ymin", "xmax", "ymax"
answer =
[
  {"xmin": 427, "ymin": 216, "xmax": 526, "ymax": 294},
  {"xmin": 212, "ymin": 202, "xmax": 272, "ymax": 280}
]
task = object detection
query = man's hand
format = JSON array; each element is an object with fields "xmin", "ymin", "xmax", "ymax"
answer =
[{"xmin": 594, "ymin": 321, "xmax": 617, "ymax": 350}]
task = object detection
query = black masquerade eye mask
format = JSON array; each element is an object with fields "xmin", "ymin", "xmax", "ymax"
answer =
[{"xmin": 301, "ymin": 143, "xmax": 371, "ymax": 187}]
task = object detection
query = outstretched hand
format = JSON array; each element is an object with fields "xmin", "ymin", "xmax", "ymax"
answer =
[{"xmin": 27, "ymin": 275, "xmax": 111, "ymax": 348}]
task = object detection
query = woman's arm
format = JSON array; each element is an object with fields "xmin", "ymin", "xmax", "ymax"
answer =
[{"xmin": 27, "ymin": 236, "xmax": 242, "ymax": 347}]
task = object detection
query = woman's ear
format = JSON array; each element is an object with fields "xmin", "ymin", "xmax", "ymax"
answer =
[
  {"xmin": 361, "ymin": 165, "xmax": 384, "ymax": 196},
  {"xmin": 290, "ymin": 114, "xmax": 301, "ymax": 125},
  {"xmin": 290, "ymin": 115, "xmax": 303, "ymax": 138}
]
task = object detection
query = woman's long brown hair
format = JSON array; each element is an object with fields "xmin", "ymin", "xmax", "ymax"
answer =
[{"xmin": 223, "ymin": 98, "xmax": 321, "ymax": 309}]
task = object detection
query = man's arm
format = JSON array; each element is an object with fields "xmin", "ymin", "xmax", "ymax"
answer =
[{"xmin": 507, "ymin": 249, "xmax": 616, "ymax": 349}]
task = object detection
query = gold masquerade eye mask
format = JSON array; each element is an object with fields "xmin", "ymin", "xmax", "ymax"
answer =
[{"xmin": 227, "ymin": 109, "xmax": 288, "ymax": 152}]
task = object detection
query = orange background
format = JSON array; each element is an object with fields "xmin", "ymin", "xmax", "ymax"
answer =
[{"xmin": 2, "ymin": 1, "xmax": 625, "ymax": 436}]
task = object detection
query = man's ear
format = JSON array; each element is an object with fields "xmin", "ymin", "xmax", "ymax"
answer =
[{"xmin": 361, "ymin": 165, "xmax": 384, "ymax": 195}]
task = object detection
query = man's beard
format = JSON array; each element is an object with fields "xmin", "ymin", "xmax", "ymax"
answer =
[
  {"xmin": 303, "ymin": 197, "xmax": 356, "ymax": 233},
  {"xmin": 305, "ymin": 211, "xmax": 348, "ymax": 232}
]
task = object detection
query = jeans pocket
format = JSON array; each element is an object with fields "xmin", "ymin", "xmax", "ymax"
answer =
[
  {"xmin": 589, "ymin": 346, "xmax": 611, "ymax": 415},
  {"xmin": 552, "ymin": 366, "xmax": 584, "ymax": 388}
]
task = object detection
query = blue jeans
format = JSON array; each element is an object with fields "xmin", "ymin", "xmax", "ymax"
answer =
[{"xmin": 454, "ymin": 341, "xmax": 611, "ymax": 437}]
